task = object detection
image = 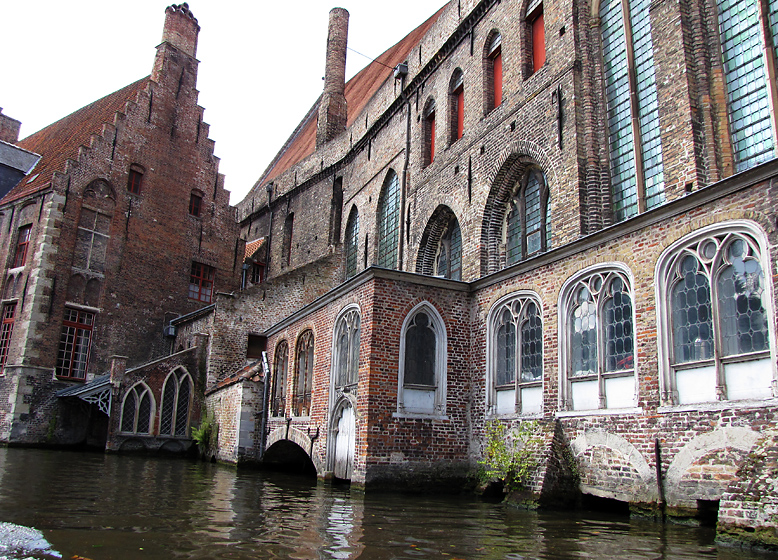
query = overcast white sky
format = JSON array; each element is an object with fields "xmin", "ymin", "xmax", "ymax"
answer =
[{"xmin": 2, "ymin": 1, "xmax": 445, "ymax": 204}]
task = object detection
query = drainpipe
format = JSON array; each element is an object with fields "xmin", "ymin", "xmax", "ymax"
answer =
[
  {"xmin": 264, "ymin": 183, "xmax": 274, "ymax": 276},
  {"xmin": 398, "ymin": 74, "xmax": 410, "ymax": 270}
]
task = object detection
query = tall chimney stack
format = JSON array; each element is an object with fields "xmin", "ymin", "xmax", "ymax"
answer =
[
  {"xmin": 152, "ymin": 3, "xmax": 200, "ymax": 82},
  {"xmin": 316, "ymin": 8, "xmax": 349, "ymax": 148}
]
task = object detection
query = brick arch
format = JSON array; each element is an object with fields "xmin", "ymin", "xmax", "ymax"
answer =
[
  {"xmin": 479, "ymin": 145, "xmax": 555, "ymax": 276},
  {"xmin": 415, "ymin": 205, "xmax": 458, "ymax": 276},
  {"xmin": 83, "ymin": 178, "xmax": 117, "ymax": 206},
  {"xmin": 665, "ymin": 427, "xmax": 759, "ymax": 506},
  {"xmin": 571, "ymin": 430, "xmax": 655, "ymax": 502},
  {"xmin": 265, "ymin": 425, "xmax": 325, "ymax": 474}
]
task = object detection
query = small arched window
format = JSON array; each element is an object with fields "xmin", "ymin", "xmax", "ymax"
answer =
[
  {"xmin": 398, "ymin": 302, "xmax": 447, "ymax": 416},
  {"xmin": 293, "ymin": 330, "xmax": 314, "ymax": 416},
  {"xmin": 121, "ymin": 383, "xmax": 154, "ymax": 434},
  {"xmin": 272, "ymin": 341, "xmax": 289, "ymax": 417},
  {"xmin": 333, "ymin": 307, "xmax": 360, "ymax": 390},
  {"xmin": 484, "ymin": 31, "xmax": 503, "ymax": 112},
  {"xmin": 159, "ymin": 368, "xmax": 193, "ymax": 436},
  {"xmin": 449, "ymin": 69, "xmax": 465, "ymax": 143},
  {"xmin": 423, "ymin": 98, "xmax": 436, "ymax": 167},
  {"xmin": 345, "ymin": 207, "xmax": 359, "ymax": 279},
  {"xmin": 127, "ymin": 164, "xmax": 144, "ymax": 195},
  {"xmin": 376, "ymin": 170, "xmax": 400, "ymax": 269},
  {"xmin": 488, "ymin": 294, "xmax": 543, "ymax": 415},
  {"xmin": 657, "ymin": 223, "xmax": 775, "ymax": 405},
  {"xmin": 560, "ymin": 266, "xmax": 636, "ymax": 411},
  {"xmin": 436, "ymin": 217, "xmax": 462, "ymax": 281},
  {"xmin": 505, "ymin": 166, "xmax": 551, "ymax": 265},
  {"xmin": 527, "ymin": 0, "xmax": 545, "ymax": 75},
  {"xmin": 282, "ymin": 213, "xmax": 294, "ymax": 268}
]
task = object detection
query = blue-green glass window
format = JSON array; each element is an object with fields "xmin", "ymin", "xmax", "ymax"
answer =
[
  {"xmin": 345, "ymin": 208, "xmax": 359, "ymax": 279},
  {"xmin": 377, "ymin": 170, "xmax": 400, "ymax": 269},
  {"xmin": 717, "ymin": 0, "xmax": 777, "ymax": 171},
  {"xmin": 601, "ymin": 0, "xmax": 665, "ymax": 222},
  {"xmin": 505, "ymin": 167, "xmax": 550, "ymax": 266},
  {"xmin": 435, "ymin": 218, "xmax": 462, "ymax": 280}
]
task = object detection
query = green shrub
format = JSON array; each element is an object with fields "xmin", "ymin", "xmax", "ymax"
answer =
[{"xmin": 479, "ymin": 419, "xmax": 543, "ymax": 492}]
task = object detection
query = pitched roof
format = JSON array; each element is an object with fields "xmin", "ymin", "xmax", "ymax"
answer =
[
  {"xmin": 244, "ymin": 237, "xmax": 266, "ymax": 260},
  {"xmin": 3, "ymin": 77, "xmax": 150, "ymax": 205},
  {"xmin": 255, "ymin": 6, "xmax": 445, "ymax": 188}
]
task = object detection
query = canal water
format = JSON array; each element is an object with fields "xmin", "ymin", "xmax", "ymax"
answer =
[{"xmin": 0, "ymin": 448, "xmax": 773, "ymax": 560}]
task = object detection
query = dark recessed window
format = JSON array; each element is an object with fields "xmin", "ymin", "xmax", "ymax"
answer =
[
  {"xmin": 127, "ymin": 167, "xmax": 143, "ymax": 195},
  {"xmin": 189, "ymin": 192, "xmax": 203, "ymax": 217},
  {"xmin": 13, "ymin": 225, "xmax": 32, "ymax": 268}
]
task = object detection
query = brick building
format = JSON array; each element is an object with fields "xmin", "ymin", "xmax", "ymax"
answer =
[
  {"xmin": 176, "ymin": 0, "xmax": 778, "ymax": 546},
  {"xmin": 0, "ymin": 4, "xmax": 241, "ymax": 446}
]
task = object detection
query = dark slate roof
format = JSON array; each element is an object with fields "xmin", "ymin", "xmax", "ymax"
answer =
[
  {"xmin": 3, "ymin": 77, "xmax": 151, "ymax": 204},
  {"xmin": 56, "ymin": 374, "xmax": 111, "ymax": 398},
  {"xmin": 254, "ymin": 6, "xmax": 445, "ymax": 187}
]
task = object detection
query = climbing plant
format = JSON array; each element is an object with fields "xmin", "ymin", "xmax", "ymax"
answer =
[
  {"xmin": 192, "ymin": 411, "xmax": 217, "ymax": 452},
  {"xmin": 479, "ymin": 419, "xmax": 543, "ymax": 492}
]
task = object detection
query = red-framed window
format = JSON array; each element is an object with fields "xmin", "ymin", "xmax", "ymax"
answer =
[
  {"xmin": 251, "ymin": 262, "xmax": 265, "ymax": 284},
  {"xmin": 0, "ymin": 303, "xmax": 16, "ymax": 373},
  {"xmin": 188, "ymin": 262, "xmax": 215, "ymax": 303},
  {"xmin": 449, "ymin": 69, "xmax": 465, "ymax": 144},
  {"xmin": 127, "ymin": 168, "xmax": 143, "ymax": 195},
  {"xmin": 454, "ymin": 86, "xmax": 464, "ymax": 140},
  {"xmin": 189, "ymin": 192, "xmax": 203, "ymax": 217},
  {"xmin": 491, "ymin": 45, "xmax": 503, "ymax": 108},
  {"xmin": 531, "ymin": 10, "xmax": 545, "ymax": 73},
  {"xmin": 56, "ymin": 308, "xmax": 95, "ymax": 380},
  {"xmin": 13, "ymin": 225, "xmax": 32, "ymax": 268}
]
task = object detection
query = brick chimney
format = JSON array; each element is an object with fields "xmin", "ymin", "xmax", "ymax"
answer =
[
  {"xmin": 316, "ymin": 8, "xmax": 349, "ymax": 148},
  {"xmin": 152, "ymin": 3, "xmax": 200, "ymax": 82},
  {"xmin": 0, "ymin": 108, "xmax": 21, "ymax": 144}
]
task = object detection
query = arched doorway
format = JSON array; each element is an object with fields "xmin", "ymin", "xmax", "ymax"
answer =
[{"xmin": 331, "ymin": 399, "xmax": 356, "ymax": 480}]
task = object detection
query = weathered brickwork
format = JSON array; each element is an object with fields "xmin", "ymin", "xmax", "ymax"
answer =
[{"xmin": 0, "ymin": 4, "xmax": 240, "ymax": 446}]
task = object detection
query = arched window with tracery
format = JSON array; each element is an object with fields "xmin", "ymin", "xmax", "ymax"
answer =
[
  {"xmin": 120, "ymin": 383, "xmax": 154, "ymax": 434},
  {"xmin": 657, "ymin": 223, "xmax": 775, "ymax": 405},
  {"xmin": 376, "ymin": 170, "xmax": 400, "ymax": 269},
  {"xmin": 272, "ymin": 341, "xmax": 289, "ymax": 417},
  {"xmin": 560, "ymin": 266, "xmax": 636, "ymax": 411},
  {"xmin": 293, "ymin": 331, "xmax": 314, "ymax": 416},
  {"xmin": 160, "ymin": 368, "xmax": 192, "ymax": 437},
  {"xmin": 333, "ymin": 307, "xmax": 360, "ymax": 391},
  {"xmin": 488, "ymin": 294, "xmax": 543, "ymax": 415},
  {"xmin": 505, "ymin": 166, "xmax": 551, "ymax": 265}
]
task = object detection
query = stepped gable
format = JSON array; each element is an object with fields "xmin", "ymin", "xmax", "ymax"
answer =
[
  {"xmin": 256, "ymin": 6, "xmax": 445, "ymax": 187},
  {"xmin": 4, "ymin": 77, "xmax": 151, "ymax": 204}
]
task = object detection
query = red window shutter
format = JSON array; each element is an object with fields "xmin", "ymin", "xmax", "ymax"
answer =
[
  {"xmin": 493, "ymin": 50, "xmax": 503, "ymax": 107},
  {"xmin": 456, "ymin": 88, "xmax": 464, "ymax": 140},
  {"xmin": 532, "ymin": 13, "xmax": 545, "ymax": 73}
]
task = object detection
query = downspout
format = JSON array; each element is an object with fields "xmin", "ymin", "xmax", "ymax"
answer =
[{"xmin": 264, "ymin": 183, "xmax": 274, "ymax": 276}]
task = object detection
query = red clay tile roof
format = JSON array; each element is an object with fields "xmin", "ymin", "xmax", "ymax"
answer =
[
  {"xmin": 3, "ymin": 77, "xmax": 151, "ymax": 205},
  {"xmin": 256, "ymin": 6, "xmax": 445, "ymax": 187},
  {"xmin": 244, "ymin": 237, "xmax": 266, "ymax": 259}
]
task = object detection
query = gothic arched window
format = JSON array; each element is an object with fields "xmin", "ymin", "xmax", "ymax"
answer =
[
  {"xmin": 376, "ymin": 170, "xmax": 400, "ymax": 269},
  {"xmin": 505, "ymin": 166, "xmax": 550, "ymax": 265}
]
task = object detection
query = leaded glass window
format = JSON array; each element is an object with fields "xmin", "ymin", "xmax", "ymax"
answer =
[
  {"xmin": 294, "ymin": 331, "xmax": 314, "ymax": 416},
  {"xmin": 563, "ymin": 268, "xmax": 636, "ymax": 411},
  {"xmin": 662, "ymin": 229, "xmax": 773, "ymax": 404},
  {"xmin": 505, "ymin": 166, "xmax": 550, "ymax": 265},
  {"xmin": 334, "ymin": 308, "xmax": 360, "ymax": 389},
  {"xmin": 345, "ymin": 209, "xmax": 359, "ymax": 279},
  {"xmin": 490, "ymin": 295, "xmax": 543, "ymax": 415},
  {"xmin": 398, "ymin": 303, "xmax": 447, "ymax": 415},
  {"xmin": 717, "ymin": 0, "xmax": 777, "ymax": 171},
  {"xmin": 377, "ymin": 171, "xmax": 400, "ymax": 269},
  {"xmin": 121, "ymin": 384, "xmax": 153, "ymax": 434},
  {"xmin": 601, "ymin": 0, "xmax": 665, "ymax": 222},
  {"xmin": 160, "ymin": 369, "xmax": 192, "ymax": 437},
  {"xmin": 272, "ymin": 341, "xmax": 289, "ymax": 417}
]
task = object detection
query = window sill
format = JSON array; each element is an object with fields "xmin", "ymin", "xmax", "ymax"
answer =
[
  {"xmin": 393, "ymin": 412, "xmax": 449, "ymax": 421},
  {"xmin": 556, "ymin": 406, "xmax": 642, "ymax": 418},
  {"xmin": 487, "ymin": 411, "xmax": 544, "ymax": 420},
  {"xmin": 658, "ymin": 398, "xmax": 778, "ymax": 414}
]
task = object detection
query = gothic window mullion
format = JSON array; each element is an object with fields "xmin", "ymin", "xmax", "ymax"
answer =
[{"xmin": 709, "ymin": 242, "xmax": 728, "ymax": 401}]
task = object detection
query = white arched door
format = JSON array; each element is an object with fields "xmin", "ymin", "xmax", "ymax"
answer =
[{"xmin": 333, "ymin": 402, "xmax": 355, "ymax": 480}]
